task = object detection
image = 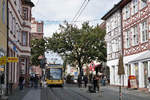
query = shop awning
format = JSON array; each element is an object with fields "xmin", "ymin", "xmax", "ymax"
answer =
[{"xmin": 128, "ymin": 50, "xmax": 150, "ymax": 64}]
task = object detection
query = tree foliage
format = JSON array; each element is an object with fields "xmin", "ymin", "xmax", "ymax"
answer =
[
  {"xmin": 47, "ymin": 22, "xmax": 106, "ymax": 72},
  {"xmin": 31, "ymin": 38, "xmax": 46, "ymax": 66}
]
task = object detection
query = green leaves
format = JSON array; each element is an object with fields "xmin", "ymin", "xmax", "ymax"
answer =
[
  {"xmin": 47, "ymin": 22, "xmax": 106, "ymax": 70},
  {"xmin": 31, "ymin": 38, "xmax": 46, "ymax": 66}
]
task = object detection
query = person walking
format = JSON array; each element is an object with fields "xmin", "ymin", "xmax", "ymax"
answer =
[
  {"xmin": 30, "ymin": 75, "xmax": 34, "ymax": 88},
  {"xmin": 34, "ymin": 74, "xmax": 39, "ymax": 88},
  {"xmin": 93, "ymin": 74, "xmax": 99, "ymax": 92},
  {"xmin": 78, "ymin": 75, "xmax": 82, "ymax": 88},
  {"xmin": 19, "ymin": 75, "xmax": 24, "ymax": 90},
  {"xmin": 83, "ymin": 75, "xmax": 88, "ymax": 88}
]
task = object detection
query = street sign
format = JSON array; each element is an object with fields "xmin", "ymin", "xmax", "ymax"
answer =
[
  {"xmin": 7, "ymin": 57, "xmax": 18, "ymax": 63},
  {"xmin": 0, "ymin": 56, "xmax": 7, "ymax": 65}
]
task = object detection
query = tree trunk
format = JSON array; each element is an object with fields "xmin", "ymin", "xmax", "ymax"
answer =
[{"xmin": 78, "ymin": 60, "xmax": 83, "ymax": 76}]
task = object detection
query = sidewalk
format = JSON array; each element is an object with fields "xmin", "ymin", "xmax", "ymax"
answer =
[
  {"xmin": 75, "ymin": 84, "xmax": 150, "ymax": 100},
  {"xmin": 8, "ymin": 88, "xmax": 31, "ymax": 100},
  {"xmin": 105, "ymin": 85, "xmax": 150, "ymax": 97}
]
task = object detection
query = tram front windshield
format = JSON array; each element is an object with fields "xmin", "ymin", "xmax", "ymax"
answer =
[{"xmin": 48, "ymin": 68, "xmax": 62, "ymax": 80}]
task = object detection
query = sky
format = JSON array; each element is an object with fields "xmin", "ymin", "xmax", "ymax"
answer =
[
  {"xmin": 31, "ymin": 0, "xmax": 120, "ymax": 37},
  {"xmin": 31, "ymin": 0, "xmax": 120, "ymax": 64}
]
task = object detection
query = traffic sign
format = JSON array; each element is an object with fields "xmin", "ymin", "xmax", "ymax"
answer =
[
  {"xmin": 7, "ymin": 57, "xmax": 18, "ymax": 63},
  {"xmin": 0, "ymin": 56, "xmax": 7, "ymax": 65}
]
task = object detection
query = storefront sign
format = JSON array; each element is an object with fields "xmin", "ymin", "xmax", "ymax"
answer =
[
  {"xmin": 7, "ymin": 57, "xmax": 18, "ymax": 62},
  {"xmin": 129, "ymin": 75, "xmax": 138, "ymax": 89},
  {"xmin": 0, "ymin": 56, "xmax": 6, "ymax": 65},
  {"xmin": 0, "ymin": 51, "xmax": 5, "ymax": 71}
]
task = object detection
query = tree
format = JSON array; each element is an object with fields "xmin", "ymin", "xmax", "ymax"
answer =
[
  {"xmin": 31, "ymin": 38, "xmax": 46, "ymax": 66},
  {"xmin": 47, "ymin": 22, "xmax": 106, "ymax": 74}
]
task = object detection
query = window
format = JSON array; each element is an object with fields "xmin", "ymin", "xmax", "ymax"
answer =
[
  {"xmin": 132, "ymin": 0, "xmax": 138, "ymax": 15},
  {"xmin": 14, "ymin": 18, "xmax": 16, "ymax": 34},
  {"xmin": 18, "ymin": 29, "xmax": 21, "ymax": 42},
  {"xmin": 22, "ymin": 31, "xmax": 28, "ymax": 46},
  {"xmin": 112, "ymin": 40, "xmax": 117, "ymax": 52},
  {"xmin": 141, "ymin": 21, "xmax": 148, "ymax": 42},
  {"xmin": 132, "ymin": 25, "xmax": 138, "ymax": 45},
  {"xmin": 37, "ymin": 25, "xmax": 42, "ymax": 32},
  {"xmin": 23, "ymin": 7, "xmax": 28, "ymax": 20},
  {"xmin": 2, "ymin": 0, "xmax": 6, "ymax": 24},
  {"xmin": 125, "ymin": 30, "xmax": 130, "ymax": 48},
  {"xmin": 141, "ymin": 0, "xmax": 147, "ymax": 9},
  {"xmin": 12, "ymin": 17, "xmax": 14, "ymax": 33},
  {"xmin": 125, "ymin": 4, "xmax": 130, "ymax": 19},
  {"xmin": 107, "ymin": 42, "xmax": 112, "ymax": 54}
]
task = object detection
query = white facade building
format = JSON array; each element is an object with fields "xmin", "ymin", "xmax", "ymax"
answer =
[{"xmin": 102, "ymin": 9, "xmax": 122, "ymax": 86}]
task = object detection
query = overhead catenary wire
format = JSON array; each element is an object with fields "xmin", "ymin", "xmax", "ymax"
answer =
[
  {"xmin": 33, "ymin": 10, "xmax": 101, "ymax": 23},
  {"xmin": 73, "ymin": 0, "xmax": 90, "ymax": 23},
  {"xmin": 71, "ymin": 0, "xmax": 87, "ymax": 23}
]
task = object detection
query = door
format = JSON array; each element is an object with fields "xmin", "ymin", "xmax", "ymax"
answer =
[{"xmin": 143, "ymin": 62, "xmax": 148, "ymax": 88}]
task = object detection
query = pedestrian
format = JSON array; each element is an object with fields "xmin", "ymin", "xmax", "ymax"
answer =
[
  {"xmin": 30, "ymin": 75, "xmax": 34, "ymax": 88},
  {"xmin": 89, "ymin": 73, "xmax": 93, "ymax": 83},
  {"xmin": 93, "ymin": 74, "xmax": 100, "ymax": 92},
  {"xmin": 19, "ymin": 75, "xmax": 24, "ymax": 90},
  {"xmin": 83, "ymin": 75, "xmax": 88, "ymax": 88},
  {"xmin": 78, "ymin": 75, "xmax": 82, "ymax": 88},
  {"xmin": 34, "ymin": 74, "xmax": 39, "ymax": 88}
]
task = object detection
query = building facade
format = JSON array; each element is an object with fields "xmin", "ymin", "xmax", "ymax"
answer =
[
  {"xmin": 102, "ymin": 0, "xmax": 150, "ymax": 90},
  {"xmin": 31, "ymin": 17, "xmax": 44, "ymax": 39},
  {"xmin": 122, "ymin": 0, "xmax": 150, "ymax": 89},
  {"xmin": 30, "ymin": 17, "xmax": 44, "ymax": 76},
  {"xmin": 8, "ymin": 0, "xmax": 34, "ymax": 88},
  {"xmin": 102, "ymin": 6, "xmax": 122, "ymax": 86}
]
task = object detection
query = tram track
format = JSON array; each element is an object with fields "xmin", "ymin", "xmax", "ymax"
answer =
[{"xmin": 46, "ymin": 87, "xmax": 92, "ymax": 100}]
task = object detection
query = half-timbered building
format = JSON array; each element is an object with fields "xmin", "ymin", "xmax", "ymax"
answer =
[{"xmin": 122, "ymin": 0, "xmax": 150, "ymax": 89}]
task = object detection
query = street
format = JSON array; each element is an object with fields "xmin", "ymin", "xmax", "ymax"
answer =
[{"xmin": 8, "ymin": 84, "xmax": 150, "ymax": 100}]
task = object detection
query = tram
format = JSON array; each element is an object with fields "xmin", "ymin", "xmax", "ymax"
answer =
[{"xmin": 46, "ymin": 64, "xmax": 64, "ymax": 87}]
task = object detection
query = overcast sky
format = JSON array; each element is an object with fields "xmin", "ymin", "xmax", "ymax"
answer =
[
  {"xmin": 31, "ymin": 0, "xmax": 120, "ymax": 37},
  {"xmin": 31, "ymin": 0, "xmax": 120, "ymax": 64}
]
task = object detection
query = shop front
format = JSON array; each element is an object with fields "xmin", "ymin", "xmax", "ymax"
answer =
[{"xmin": 128, "ymin": 50, "xmax": 150, "ymax": 90}]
